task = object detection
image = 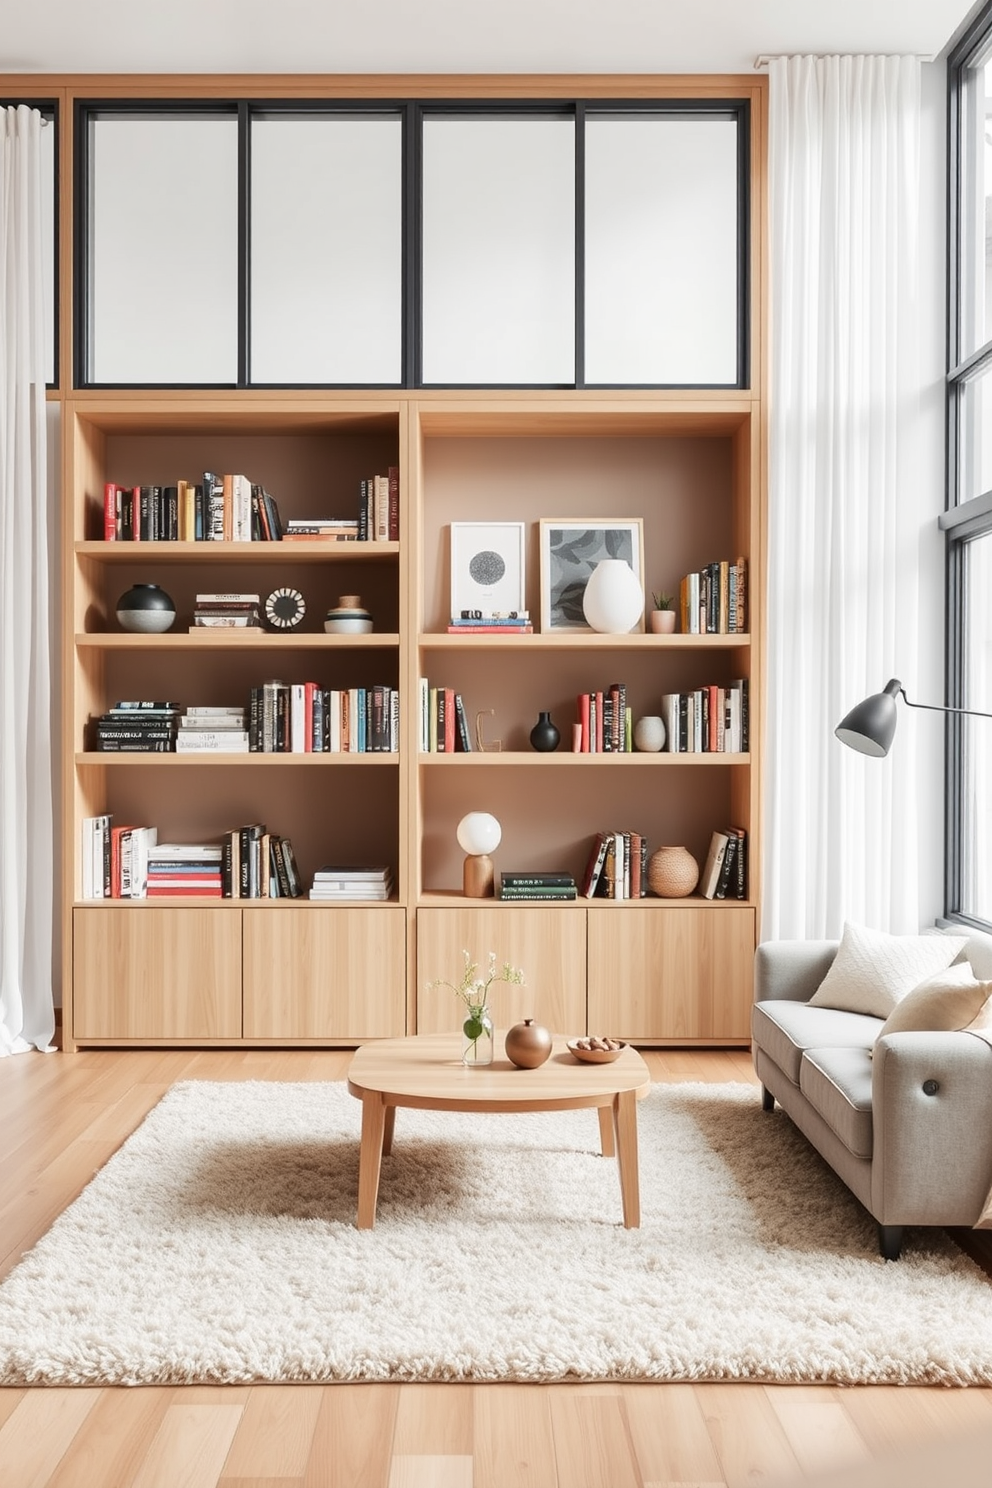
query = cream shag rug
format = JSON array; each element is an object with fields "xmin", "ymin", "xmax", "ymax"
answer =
[{"xmin": 2, "ymin": 1078, "xmax": 992, "ymax": 1387}]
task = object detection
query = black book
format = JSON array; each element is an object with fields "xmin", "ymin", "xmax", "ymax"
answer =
[
  {"xmin": 454, "ymin": 693, "xmax": 473, "ymax": 752},
  {"xmin": 501, "ymin": 872, "xmax": 575, "ymax": 888},
  {"xmin": 714, "ymin": 832, "xmax": 738, "ymax": 899},
  {"xmin": 281, "ymin": 838, "xmax": 302, "ymax": 898}
]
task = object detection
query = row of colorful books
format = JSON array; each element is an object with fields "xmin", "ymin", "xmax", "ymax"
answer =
[
  {"xmin": 679, "ymin": 557, "xmax": 747, "ymax": 635},
  {"xmin": 419, "ymin": 681, "xmax": 473, "ymax": 752},
  {"xmin": 248, "ymin": 682, "xmax": 399, "ymax": 754},
  {"xmin": 580, "ymin": 830, "xmax": 649, "ymax": 899},
  {"xmin": 79, "ymin": 816, "xmax": 306, "ymax": 899},
  {"xmin": 575, "ymin": 683, "xmax": 632, "ymax": 752},
  {"xmin": 661, "ymin": 679, "xmax": 749, "ymax": 754},
  {"xmin": 100, "ymin": 467, "xmax": 399, "ymax": 543}
]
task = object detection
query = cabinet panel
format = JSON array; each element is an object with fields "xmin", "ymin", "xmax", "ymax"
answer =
[
  {"xmin": 588, "ymin": 906, "xmax": 754, "ymax": 1042},
  {"xmin": 73, "ymin": 906, "xmax": 242, "ymax": 1040},
  {"xmin": 416, "ymin": 906, "xmax": 587, "ymax": 1037},
  {"xmin": 242, "ymin": 906, "xmax": 406, "ymax": 1040}
]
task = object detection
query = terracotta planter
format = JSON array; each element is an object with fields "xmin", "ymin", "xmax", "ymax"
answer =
[{"xmin": 649, "ymin": 609, "xmax": 677, "ymax": 634}]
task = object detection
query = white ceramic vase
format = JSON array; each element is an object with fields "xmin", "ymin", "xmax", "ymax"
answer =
[
  {"xmin": 633, "ymin": 715, "xmax": 666, "ymax": 753},
  {"xmin": 581, "ymin": 559, "xmax": 644, "ymax": 634}
]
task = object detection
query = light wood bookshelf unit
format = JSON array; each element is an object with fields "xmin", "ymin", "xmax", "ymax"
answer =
[{"xmin": 52, "ymin": 72, "xmax": 767, "ymax": 1051}]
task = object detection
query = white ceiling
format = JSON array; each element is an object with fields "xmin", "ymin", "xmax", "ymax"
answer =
[{"xmin": 0, "ymin": 0, "xmax": 981, "ymax": 77}]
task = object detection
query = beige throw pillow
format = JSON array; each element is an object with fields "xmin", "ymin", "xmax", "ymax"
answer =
[
  {"xmin": 875, "ymin": 962, "xmax": 992, "ymax": 1040},
  {"xmin": 808, "ymin": 921, "xmax": 969, "ymax": 1019}
]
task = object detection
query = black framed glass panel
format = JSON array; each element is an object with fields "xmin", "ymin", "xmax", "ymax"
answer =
[
  {"xmin": 84, "ymin": 109, "xmax": 239, "ymax": 384},
  {"xmin": 958, "ymin": 530, "xmax": 992, "ymax": 920},
  {"xmin": 250, "ymin": 111, "xmax": 403, "ymax": 385},
  {"xmin": 420, "ymin": 114, "xmax": 575, "ymax": 386},
  {"xmin": 584, "ymin": 112, "xmax": 740, "ymax": 387},
  {"xmin": 956, "ymin": 47, "xmax": 992, "ymax": 362}
]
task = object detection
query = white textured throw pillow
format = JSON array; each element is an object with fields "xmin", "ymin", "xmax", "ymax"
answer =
[
  {"xmin": 809, "ymin": 922, "xmax": 969, "ymax": 1018},
  {"xmin": 875, "ymin": 962, "xmax": 992, "ymax": 1040}
]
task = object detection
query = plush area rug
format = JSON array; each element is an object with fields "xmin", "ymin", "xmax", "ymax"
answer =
[{"xmin": 2, "ymin": 1078, "xmax": 992, "ymax": 1386}]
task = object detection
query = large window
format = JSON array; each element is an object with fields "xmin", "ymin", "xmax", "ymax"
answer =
[
  {"xmin": 75, "ymin": 98, "xmax": 750, "ymax": 392},
  {"xmin": 946, "ymin": 6, "xmax": 992, "ymax": 927}
]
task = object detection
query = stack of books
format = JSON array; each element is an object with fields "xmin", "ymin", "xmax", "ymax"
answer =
[
  {"xmin": 574, "ymin": 682, "xmax": 632, "ymax": 752},
  {"xmin": 309, "ymin": 865, "xmax": 394, "ymax": 901},
  {"xmin": 191, "ymin": 592, "xmax": 262, "ymax": 628},
  {"xmin": 176, "ymin": 705, "xmax": 249, "ymax": 753},
  {"xmin": 93, "ymin": 700, "xmax": 179, "ymax": 752},
  {"xmin": 446, "ymin": 611, "xmax": 533, "ymax": 635},
  {"xmin": 498, "ymin": 872, "xmax": 577, "ymax": 901},
  {"xmin": 146, "ymin": 843, "xmax": 224, "ymax": 897},
  {"xmin": 282, "ymin": 518, "xmax": 360, "ymax": 541}
]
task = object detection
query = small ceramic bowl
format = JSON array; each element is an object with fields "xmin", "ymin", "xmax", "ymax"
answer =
[
  {"xmin": 324, "ymin": 609, "xmax": 373, "ymax": 635},
  {"xmin": 566, "ymin": 1039, "xmax": 627, "ymax": 1064}
]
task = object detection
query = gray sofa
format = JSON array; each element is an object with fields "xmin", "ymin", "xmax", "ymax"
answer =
[{"xmin": 752, "ymin": 929, "xmax": 992, "ymax": 1259}]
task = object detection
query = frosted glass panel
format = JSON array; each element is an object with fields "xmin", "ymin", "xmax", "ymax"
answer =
[
  {"xmin": 422, "ymin": 117, "xmax": 574, "ymax": 385},
  {"xmin": 251, "ymin": 115, "xmax": 402, "ymax": 384},
  {"xmin": 88, "ymin": 115, "xmax": 238, "ymax": 383},
  {"xmin": 585, "ymin": 116, "xmax": 739, "ymax": 385}
]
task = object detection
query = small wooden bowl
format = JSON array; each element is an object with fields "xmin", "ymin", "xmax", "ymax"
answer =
[{"xmin": 566, "ymin": 1039, "xmax": 627, "ymax": 1064}]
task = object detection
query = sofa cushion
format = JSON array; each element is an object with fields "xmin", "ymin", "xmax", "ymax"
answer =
[
  {"xmin": 799, "ymin": 1047, "xmax": 874, "ymax": 1160},
  {"xmin": 752, "ymin": 999, "xmax": 882, "ymax": 1085},
  {"xmin": 808, "ymin": 921, "xmax": 968, "ymax": 1018},
  {"xmin": 875, "ymin": 962, "xmax": 992, "ymax": 1040}
]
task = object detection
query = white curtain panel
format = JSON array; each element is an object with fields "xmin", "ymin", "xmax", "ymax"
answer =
[
  {"xmin": 0, "ymin": 105, "xmax": 55, "ymax": 1054},
  {"xmin": 764, "ymin": 56, "xmax": 923, "ymax": 940}
]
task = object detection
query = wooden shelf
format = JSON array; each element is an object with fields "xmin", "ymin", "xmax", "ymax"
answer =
[
  {"xmin": 76, "ymin": 540, "xmax": 400, "ymax": 564},
  {"xmin": 76, "ymin": 632, "xmax": 400, "ymax": 650},
  {"xmin": 418, "ymin": 751, "xmax": 749, "ymax": 765},
  {"xmin": 419, "ymin": 631, "xmax": 750, "ymax": 650},
  {"xmin": 76, "ymin": 751, "xmax": 398, "ymax": 766}
]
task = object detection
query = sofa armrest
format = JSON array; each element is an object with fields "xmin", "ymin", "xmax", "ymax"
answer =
[
  {"xmin": 754, "ymin": 939, "xmax": 839, "ymax": 1005},
  {"xmin": 871, "ymin": 1030, "xmax": 992, "ymax": 1226}
]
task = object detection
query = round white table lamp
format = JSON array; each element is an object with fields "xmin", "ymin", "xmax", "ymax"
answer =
[{"xmin": 457, "ymin": 812, "xmax": 502, "ymax": 898}]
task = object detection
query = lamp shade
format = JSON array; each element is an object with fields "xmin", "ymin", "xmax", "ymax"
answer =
[
  {"xmin": 834, "ymin": 680, "xmax": 902, "ymax": 757},
  {"xmin": 456, "ymin": 812, "xmax": 502, "ymax": 856}
]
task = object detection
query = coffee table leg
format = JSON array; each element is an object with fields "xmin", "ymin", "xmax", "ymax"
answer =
[
  {"xmin": 382, "ymin": 1104, "xmax": 396, "ymax": 1157},
  {"xmin": 613, "ymin": 1090, "xmax": 641, "ymax": 1229},
  {"xmin": 357, "ymin": 1091, "xmax": 387, "ymax": 1229},
  {"xmin": 597, "ymin": 1104, "xmax": 615, "ymax": 1157}
]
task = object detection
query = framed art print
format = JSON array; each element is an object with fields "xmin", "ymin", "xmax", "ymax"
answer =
[
  {"xmin": 449, "ymin": 522, "xmax": 526, "ymax": 618},
  {"xmin": 539, "ymin": 518, "xmax": 644, "ymax": 631}
]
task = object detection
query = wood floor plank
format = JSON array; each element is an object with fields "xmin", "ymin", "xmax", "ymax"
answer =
[
  {"xmin": 302, "ymin": 1385, "xmax": 399, "ymax": 1488},
  {"xmin": 391, "ymin": 1383, "xmax": 473, "ymax": 1454},
  {"xmin": 623, "ymin": 1384, "xmax": 725, "ymax": 1484},
  {"xmin": 0, "ymin": 1386, "xmax": 27, "ymax": 1429},
  {"xmin": 44, "ymin": 1387, "xmax": 173, "ymax": 1488},
  {"xmin": 697, "ymin": 1383, "xmax": 803, "ymax": 1487},
  {"xmin": 0, "ymin": 1388, "xmax": 101, "ymax": 1488},
  {"xmin": 839, "ymin": 1384, "xmax": 992, "ymax": 1456},
  {"xmin": 387, "ymin": 1456, "xmax": 473, "ymax": 1488},
  {"xmin": 220, "ymin": 1386, "xmax": 322, "ymax": 1480},
  {"xmin": 764, "ymin": 1386, "xmax": 872, "ymax": 1478},
  {"xmin": 472, "ymin": 1384, "xmax": 558, "ymax": 1488},
  {"xmin": 548, "ymin": 1389, "xmax": 641, "ymax": 1488},
  {"xmin": 129, "ymin": 1402, "xmax": 246, "ymax": 1488}
]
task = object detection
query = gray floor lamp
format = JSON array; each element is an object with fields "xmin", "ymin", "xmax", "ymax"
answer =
[{"xmin": 835, "ymin": 677, "xmax": 992, "ymax": 757}]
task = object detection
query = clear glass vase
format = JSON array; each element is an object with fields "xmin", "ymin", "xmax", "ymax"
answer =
[{"xmin": 461, "ymin": 1003, "xmax": 494, "ymax": 1065}]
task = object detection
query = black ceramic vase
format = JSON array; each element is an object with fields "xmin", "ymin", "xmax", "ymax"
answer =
[
  {"xmin": 116, "ymin": 582, "xmax": 176, "ymax": 633},
  {"xmin": 529, "ymin": 711, "xmax": 560, "ymax": 752}
]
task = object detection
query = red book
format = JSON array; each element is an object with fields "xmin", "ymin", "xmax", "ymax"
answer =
[
  {"xmin": 103, "ymin": 482, "xmax": 119, "ymax": 541},
  {"xmin": 387, "ymin": 465, "xmax": 399, "ymax": 541},
  {"xmin": 444, "ymin": 687, "xmax": 456, "ymax": 753},
  {"xmin": 578, "ymin": 692, "xmax": 590, "ymax": 752}
]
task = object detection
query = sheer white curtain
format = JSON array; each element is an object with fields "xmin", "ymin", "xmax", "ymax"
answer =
[
  {"xmin": 763, "ymin": 56, "xmax": 924, "ymax": 940},
  {"xmin": 0, "ymin": 105, "xmax": 55, "ymax": 1054}
]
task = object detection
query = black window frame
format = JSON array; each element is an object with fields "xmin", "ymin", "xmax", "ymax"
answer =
[
  {"xmin": 944, "ymin": 1, "xmax": 992, "ymax": 930},
  {"xmin": 73, "ymin": 95, "xmax": 751, "ymax": 393}
]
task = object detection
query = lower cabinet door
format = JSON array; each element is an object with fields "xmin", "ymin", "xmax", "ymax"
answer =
[
  {"xmin": 72, "ymin": 906, "xmax": 243, "ymax": 1041},
  {"xmin": 587, "ymin": 906, "xmax": 755, "ymax": 1042},
  {"xmin": 242, "ymin": 906, "xmax": 406, "ymax": 1040},
  {"xmin": 416, "ymin": 905, "xmax": 587, "ymax": 1037}
]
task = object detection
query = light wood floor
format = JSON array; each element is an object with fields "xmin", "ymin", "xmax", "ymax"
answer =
[{"xmin": 3, "ymin": 1045, "xmax": 992, "ymax": 1488}]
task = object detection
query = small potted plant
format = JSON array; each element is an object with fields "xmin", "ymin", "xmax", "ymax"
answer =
[{"xmin": 650, "ymin": 592, "xmax": 677, "ymax": 634}]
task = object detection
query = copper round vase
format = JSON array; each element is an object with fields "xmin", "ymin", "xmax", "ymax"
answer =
[
  {"xmin": 647, "ymin": 845, "xmax": 700, "ymax": 898},
  {"xmin": 504, "ymin": 1018, "xmax": 553, "ymax": 1068}
]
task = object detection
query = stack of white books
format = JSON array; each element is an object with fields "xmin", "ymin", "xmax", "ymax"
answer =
[
  {"xmin": 309, "ymin": 865, "xmax": 394, "ymax": 900},
  {"xmin": 175, "ymin": 705, "xmax": 249, "ymax": 752}
]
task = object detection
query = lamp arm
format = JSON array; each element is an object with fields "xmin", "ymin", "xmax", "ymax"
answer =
[{"xmin": 895, "ymin": 684, "xmax": 992, "ymax": 721}]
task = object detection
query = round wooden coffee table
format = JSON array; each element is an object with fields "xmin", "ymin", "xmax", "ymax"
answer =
[{"xmin": 347, "ymin": 1033, "xmax": 651, "ymax": 1229}]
